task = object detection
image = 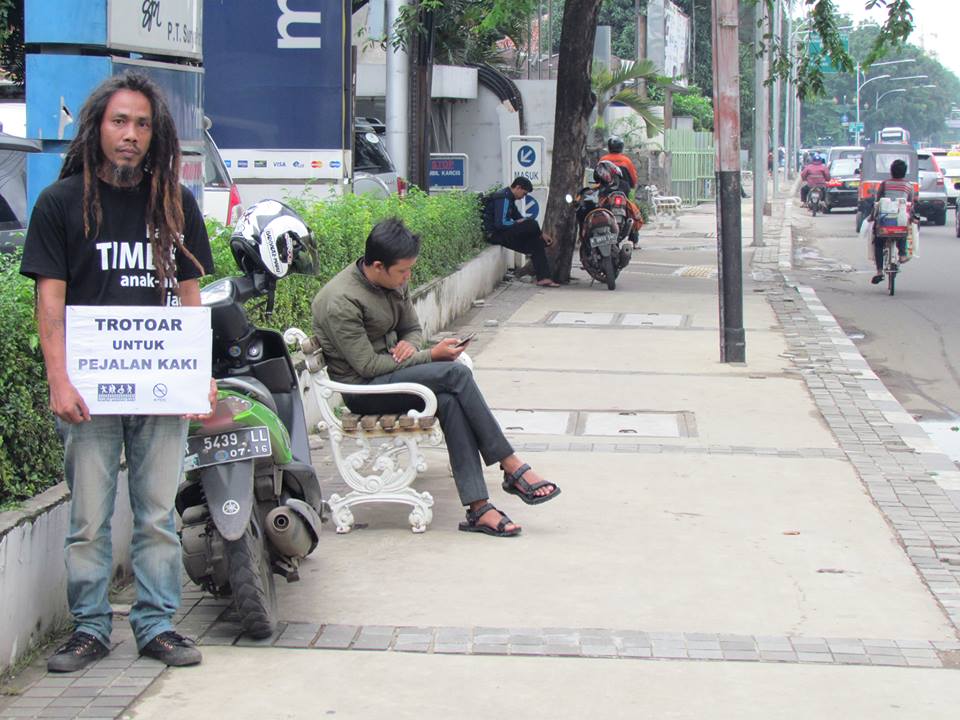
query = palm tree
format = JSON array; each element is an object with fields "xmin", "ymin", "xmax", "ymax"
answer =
[{"xmin": 591, "ymin": 59, "xmax": 671, "ymax": 145}]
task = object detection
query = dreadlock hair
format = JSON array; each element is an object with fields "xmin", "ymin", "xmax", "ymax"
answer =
[{"xmin": 59, "ymin": 72, "xmax": 204, "ymax": 298}]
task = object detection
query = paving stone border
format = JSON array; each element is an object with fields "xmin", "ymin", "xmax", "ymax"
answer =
[{"xmin": 752, "ymin": 207, "xmax": 960, "ymax": 634}]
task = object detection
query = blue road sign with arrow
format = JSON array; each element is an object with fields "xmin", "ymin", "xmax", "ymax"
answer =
[
  {"xmin": 517, "ymin": 145, "xmax": 536, "ymax": 167},
  {"xmin": 518, "ymin": 195, "xmax": 540, "ymax": 220}
]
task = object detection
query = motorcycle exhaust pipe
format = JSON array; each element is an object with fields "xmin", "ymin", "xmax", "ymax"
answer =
[{"xmin": 265, "ymin": 506, "xmax": 314, "ymax": 559}]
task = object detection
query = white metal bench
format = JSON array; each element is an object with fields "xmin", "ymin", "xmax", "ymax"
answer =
[
  {"xmin": 285, "ymin": 328, "xmax": 445, "ymax": 534},
  {"xmin": 645, "ymin": 184, "xmax": 683, "ymax": 228}
]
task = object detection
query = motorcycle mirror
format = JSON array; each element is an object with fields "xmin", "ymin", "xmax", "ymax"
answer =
[{"xmin": 565, "ymin": 193, "xmax": 574, "ymax": 204}]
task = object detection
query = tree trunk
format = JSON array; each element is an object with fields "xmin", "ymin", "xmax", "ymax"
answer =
[
  {"xmin": 409, "ymin": 5, "xmax": 435, "ymax": 190},
  {"xmin": 543, "ymin": 0, "xmax": 603, "ymax": 283}
]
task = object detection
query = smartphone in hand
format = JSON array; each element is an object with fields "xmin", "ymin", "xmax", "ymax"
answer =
[{"xmin": 454, "ymin": 332, "xmax": 477, "ymax": 348}]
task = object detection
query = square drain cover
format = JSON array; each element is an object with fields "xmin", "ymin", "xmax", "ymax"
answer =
[
  {"xmin": 579, "ymin": 411, "xmax": 689, "ymax": 438},
  {"xmin": 548, "ymin": 312, "xmax": 616, "ymax": 325},
  {"xmin": 493, "ymin": 409, "xmax": 572, "ymax": 434},
  {"xmin": 620, "ymin": 313, "xmax": 686, "ymax": 328}
]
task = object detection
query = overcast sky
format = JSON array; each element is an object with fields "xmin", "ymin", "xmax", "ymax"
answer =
[{"xmin": 830, "ymin": 0, "xmax": 960, "ymax": 78}]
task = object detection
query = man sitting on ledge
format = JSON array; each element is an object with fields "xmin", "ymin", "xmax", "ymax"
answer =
[{"xmin": 311, "ymin": 218, "xmax": 561, "ymax": 536}]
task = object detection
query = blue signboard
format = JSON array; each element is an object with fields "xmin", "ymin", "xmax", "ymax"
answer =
[
  {"xmin": 517, "ymin": 145, "xmax": 537, "ymax": 167},
  {"xmin": 203, "ymin": 0, "xmax": 351, "ymax": 151},
  {"xmin": 24, "ymin": 54, "xmax": 203, "ymax": 209},
  {"xmin": 518, "ymin": 195, "xmax": 540, "ymax": 220},
  {"xmin": 428, "ymin": 154, "xmax": 468, "ymax": 189}
]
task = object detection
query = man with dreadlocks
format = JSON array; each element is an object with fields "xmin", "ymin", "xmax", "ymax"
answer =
[{"xmin": 20, "ymin": 73, "xmax": 215, "ymax": 672}]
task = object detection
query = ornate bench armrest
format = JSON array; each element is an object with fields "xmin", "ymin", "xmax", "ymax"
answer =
[{"xmin": 318, "ymin": 377, "xmax": 438, "ymax": 419}]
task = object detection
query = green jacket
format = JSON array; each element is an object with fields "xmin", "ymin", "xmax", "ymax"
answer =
[{"xmin": 310, "ymin": 259, "xmax": 432, "ymax": 384}]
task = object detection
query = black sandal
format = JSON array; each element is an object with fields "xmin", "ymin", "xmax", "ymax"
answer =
[
  {"xmin": 502, "ymin": 464, "xmax": 561, "ymax": 505},
  {"xmin": 458, "ymin": 502, "xmax": 521, "ymax": 537}
]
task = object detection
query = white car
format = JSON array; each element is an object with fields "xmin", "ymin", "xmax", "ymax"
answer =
[
  {"xmin": 201, "ymin": 128, "xmax": 242, "ymax": 225},
  {"xmin": 937, "ymin": 154, "xmax": 960, "ymax": 207}
]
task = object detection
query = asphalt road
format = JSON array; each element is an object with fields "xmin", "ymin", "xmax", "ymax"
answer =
[{"xmin": 791, "ymin": 201, "xmax": 960, "ymax": 436}]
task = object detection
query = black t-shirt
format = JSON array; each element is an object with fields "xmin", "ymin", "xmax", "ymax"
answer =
[{"xmin": 20, "ymin": 173, "xmax": 214, "ymax": 306}]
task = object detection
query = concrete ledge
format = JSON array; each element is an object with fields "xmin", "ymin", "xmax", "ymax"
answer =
[
  {"xmin": 411, "ymin": 245, "xmax": 508, "ymax": 339},
  {"xmin": 0, "ymin": 478, "xmax": 134, "ymax": 675}
]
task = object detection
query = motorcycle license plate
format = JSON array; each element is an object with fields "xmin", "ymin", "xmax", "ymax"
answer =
[
  {"xmin": 184, "ymin": 427, "xmax": 272, "ymax": 470},
  {"xmin": 590, "ymin": 232, "xmax": 616, "ymax": 249}
]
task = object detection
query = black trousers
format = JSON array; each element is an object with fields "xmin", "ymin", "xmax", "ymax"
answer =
[
  {"xmin": 873, "ymin": 236, "xmax": 908, "ymax": 272},
  {"xmin": 343, "ymin": 362, "xmax": 514, "ymax": 506},
  {"xmin": 487, "ymin": 221, "xmax": 550, "ymax": 280}
]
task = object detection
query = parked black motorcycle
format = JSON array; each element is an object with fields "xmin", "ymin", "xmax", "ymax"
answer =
[
  {"xmin": 566, "ymin": 162, "xmax": 634, "ymax": 290},
  {"xmin": 177, "ymin": 201, "xmax": 324, "ymax": 639}
]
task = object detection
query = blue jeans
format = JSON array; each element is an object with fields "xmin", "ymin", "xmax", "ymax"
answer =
[{"xmin": 62, "ymin": 415, "xmax": 188, "ymax": 649}]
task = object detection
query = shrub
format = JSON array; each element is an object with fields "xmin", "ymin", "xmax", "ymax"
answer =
[
  {"xmin": 0, "ymin": 249, "xmax": 63, "ymax": 507},
  {"xmin": 204, "ymin": 188, "xmax": 487, "ymax": 333}
]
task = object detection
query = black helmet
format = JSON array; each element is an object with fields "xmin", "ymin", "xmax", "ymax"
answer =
[
  {"xmin": 593, "ymin": 159, "xmax": 622, "ymax": 186},
  {"xmin": 608, "ymin": 136, "xmax": 624, "ymax": 153},
  {"xmin": 230, "ymin": 200, "xmax": 319, "ymax": 278}
]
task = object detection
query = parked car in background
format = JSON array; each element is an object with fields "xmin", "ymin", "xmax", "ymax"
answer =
[
  {"xmin": 916, "ymin": 150, "xmax": 948, "ymax": 225},
  {"xmin": 201, "ymin": 126, "xmax": 242, "ymax": 226},
  {"xmin": 824, "ymin": 157, "xmax": 860, "ymax": 211},
  {"xmin": 826, "ymin": 145, "xmax": 864, "ymax": 166},
  {"xmin": 353, "ymin": 121, "xmax": 402, "ymax": 198},
  {"xmin": 937, "ymin": 152, "xmax": 960, "ymax": 207},
  {"xmin": 0, "ymin": 132, "xmax": 41, "ymax": 252}
]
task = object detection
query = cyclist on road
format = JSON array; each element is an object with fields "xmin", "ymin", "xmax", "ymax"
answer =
[{"xmin": 869, "ymin": 159, "xmax": 915, "ymax": 285}]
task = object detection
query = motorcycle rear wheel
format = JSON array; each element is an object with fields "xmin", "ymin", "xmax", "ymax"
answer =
[
  {"xmin": 602, "ymin": 254, "xmax": 617, "ymax": 291},
  {"xmin": 225, "ymin": 518, "xmax": 277, "ymax": 639}
]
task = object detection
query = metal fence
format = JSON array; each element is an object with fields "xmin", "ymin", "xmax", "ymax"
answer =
[{"xmin": 665, "ymin": 129, "xmax": 716, "ymax": 205}]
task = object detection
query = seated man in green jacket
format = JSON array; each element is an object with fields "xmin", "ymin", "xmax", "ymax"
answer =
[{"xmin": 311, "ymin": 218, "xmax": 560, "ymax": 536}]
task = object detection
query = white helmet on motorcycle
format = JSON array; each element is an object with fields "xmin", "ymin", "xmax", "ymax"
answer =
[
  {"xmin": 593, "ymin": 159, "xmax": 622, "ymax": 187},
  {"xmin": 230, "ymin": 200, "xmax": 319, "ymax": 278}
]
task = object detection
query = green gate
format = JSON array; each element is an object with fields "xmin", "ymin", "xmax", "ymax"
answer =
[{"xmin": 664, "ymin": 129, "xmax": 716, "ymax": 205}]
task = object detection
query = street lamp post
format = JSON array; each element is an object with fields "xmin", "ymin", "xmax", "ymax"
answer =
[
  {"xmin": 876, "ymin": 83, "xmax": 938, "ymax": 109},
  {"xmin": 873, "ymin": 75, "xmax": 929, "ymax": 107},
  {"xmin": 855, "ymin": 58, "xmax": 916, "ymax": 145}
]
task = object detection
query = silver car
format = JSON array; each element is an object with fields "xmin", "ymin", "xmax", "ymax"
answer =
[
  {"xmin": 916, "ymin": 150, "xmax": 948, "ymax": 226},
  {"xmin": 353, "ymin": 122, "xmax": 400, "ymax": 197}
]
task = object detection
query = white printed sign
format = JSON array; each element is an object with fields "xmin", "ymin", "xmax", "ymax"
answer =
[
  {"xmin": 507, "ymin": 135, "xmax": 546, "ymax": 187},
  {"xmin": 219, "ymin": 149, "xmax": 350, "ymax": 180},
  {"xmin": 66, "ymin": 306, "xmax": 212, "ymax": 415},
  {"xmin": 108, "ymin": 0, "xmax": 203, "ymax": 59}
]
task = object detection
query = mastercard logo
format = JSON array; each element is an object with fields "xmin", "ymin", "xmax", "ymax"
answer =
[{"xmin": 311, "ymin": 160, "xmax": 324, "ymax": 168}]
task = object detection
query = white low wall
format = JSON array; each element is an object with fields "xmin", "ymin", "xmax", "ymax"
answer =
[{"xmin": 0, "ymin": 475, "xmax": 134, "ymax": 674}]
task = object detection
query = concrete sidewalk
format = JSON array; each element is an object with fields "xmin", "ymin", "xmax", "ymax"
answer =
[{"xmin": 5, "ymin": 192, "xmax": 960, "ymax": 719}]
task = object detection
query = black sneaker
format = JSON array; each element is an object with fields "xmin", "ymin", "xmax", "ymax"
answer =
[
  {"xmin": 139, "ymin": 631, "xmax": 202, "ymax": 667},
  {"xmin": 47, "ymin": 631, "xmax": 109, "ymax": 673}
]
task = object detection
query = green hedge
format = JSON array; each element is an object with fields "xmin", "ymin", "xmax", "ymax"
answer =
[
  {"xmin": 0, "ymin": 249, "xmax": 64, "ymax": 508},
  {"xmin": 0, "ymin": 190, "xmax": 486, "ymax": 507},
  {"xmin": 203, "ymin": 188, "xmax": 487, "ymax": 333}
]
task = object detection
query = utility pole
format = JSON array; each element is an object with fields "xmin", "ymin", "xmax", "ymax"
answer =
[
  {"xmin": 712, "ymin": 0, "xmax": 745, "ymax": 363},
  {"xmin": 771, "ymin": 0, "xmax": 781, "ymax": 195},
  {"xmin": 385, "ymin": 0, "xmax": 410, "ymax": 180},
  {"xmin": 752, "ymin": 0, "xmax": 768, "ymax": 246},
  {"xmin": 785, "ymin": 7, "xmax": 793, "ymax": 178}
]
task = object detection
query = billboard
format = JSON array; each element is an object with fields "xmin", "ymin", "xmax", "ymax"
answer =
[
  {"xmin": 646, "ymin": 0, "xmax": 691, "ymax": 85},
  {"xmin": 202, "ymin": 0, "xmax": 352, "ymax": 173}
]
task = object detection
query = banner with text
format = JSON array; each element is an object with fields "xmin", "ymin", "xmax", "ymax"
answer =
[{"xmin": 66, "ymin": 306, "xmax": 212, "ymax": 415}]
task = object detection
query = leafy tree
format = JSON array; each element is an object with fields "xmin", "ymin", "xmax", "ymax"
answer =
[
  {"xmin": 798, "ymin": 22, "xmax": 960, "ymax": 145},
  {"xmin": 592, "ymin": 59, "xmax": 667, "ymax": 142},
  {"xmin": 671, "ymin": 86, "xmax": 714, "ymax": 131},
  {"xmin": 0, "ymin": 0, "xmax": 23, "ymax": 88}
]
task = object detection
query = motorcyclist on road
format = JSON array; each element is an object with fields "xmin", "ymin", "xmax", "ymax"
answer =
[
  {"xmin": 599, "ymin": 136, "xmax": 638, "ymax": 194},
  {"xmin": 800, "ymin": 154, "xmax": 831, "ymax": 204},
  {"xmin": 869, "ymin": 158, "xmax": 916, "ymax": 285}
]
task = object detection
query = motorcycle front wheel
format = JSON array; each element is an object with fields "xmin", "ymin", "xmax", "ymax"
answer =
[
  {"xmin": 225, "ymin": 517, "xmax": 277, "ymax": 639},
  {"xmin": 602, "ymin": 254, "xmax": 617, "ymax": 290}
]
